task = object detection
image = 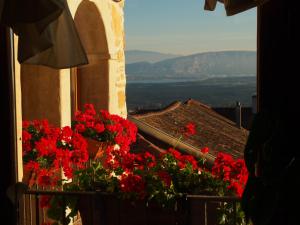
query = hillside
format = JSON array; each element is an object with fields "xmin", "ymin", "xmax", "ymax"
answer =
[
  {"xmin": 126, "ymin": 51, "xmax": 256, "ymax": 81},
  {"xmin": 125, "ymin": 50, "xmax": 180, "ymax": 64}
]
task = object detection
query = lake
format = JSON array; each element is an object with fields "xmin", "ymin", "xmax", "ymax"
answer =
[{"xmin": 126, "ymin": 76, "xmax": 256, "ymax": 110}]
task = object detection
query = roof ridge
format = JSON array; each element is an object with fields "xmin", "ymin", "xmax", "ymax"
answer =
[
  {"xmin": 136, "ymin": 133, "xmax": 166, "ymax": 154},
  {"xmin": 132, "ymin": 101, "xmax": 182, "ymax": 118},
  {"xmin": 183, "ymin": 99, "xmax": 243, "ymax": 128},
  {"xmin": 184, "ymin": 98, "xmax": 212, "ymax": 109}
]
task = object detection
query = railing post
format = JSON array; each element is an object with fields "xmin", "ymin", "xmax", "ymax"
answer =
[
  {"xmin": 24, "ymin": 191, "xmax": 242, "ymax": 225},
  {"xmin": 35, "ymin": 194, "xmax": 39, "ymax": 225},
  {"xmin": 29, "ymin": 194, "xmax": 33, "ymax": 225},
  {"xmin": 92, "ymin": 194, "xmax": 95, "ymax": 225},
  {"xmin": 233, "ymin": 201, "xmax": 237, "ymax": 225},
  {"xmin": 62, "ymin": 196, "xmax": 68, "ymax": 225},
  {"xmin": 186, "ymin": 196, "xmax": 190, "ymax": 225},
  {"xmin": 145, "ymin": 201, "xmax": 149, "ymax": 225},
  {"xmin": 204, "ymin": 201, "xmax": 207, "ymax": 225}
]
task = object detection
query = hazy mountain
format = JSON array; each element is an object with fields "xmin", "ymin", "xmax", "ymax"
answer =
[
  {"xmin": 126, "ymin": 51, "xmax": 256, "ymax": 81},
  {"xmin": 125, "ymin": 50, "xmax": 180, "ymax": 64}
]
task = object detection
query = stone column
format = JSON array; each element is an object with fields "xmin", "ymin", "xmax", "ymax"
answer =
[
  {"xmin": 15, "ymin": 35, "xmax": 72, "ymax": 224},
  {"xmin": 110, "ymin": 0, "xmax": 127, "ymax": 117},
  {"xmin": 13, "ymin": 36, "xmax": 23, "ymax": 182},
  {"xmin": 20, "ymin": 64, "xmax": 71, "ymax": 127},
  {"xmin": 69, "ymin": 0, "xmax": 127, "ymax": 118}
]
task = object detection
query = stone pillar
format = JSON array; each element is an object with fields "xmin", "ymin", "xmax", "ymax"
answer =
[
  {"xmin": 15, "ymin": 35, "xmax": 72, "ymax": 225},
  {"xmin": 20, "ymin": 65, "xmax": 71, "ymax": 127},
  {"xmin": 13, "ymin": 36, "xmax": 24, "ymax": 181},
  {"xmin": 16, "ymin": 35, "xmax": 71, "ymax": 145},
  {"xmin": 110, "ymin": 0, "xmax": 127, "ymax": 117},
  {"xmin": 69, "ymin": 0, "xmax": 127, "ymax": 118}
]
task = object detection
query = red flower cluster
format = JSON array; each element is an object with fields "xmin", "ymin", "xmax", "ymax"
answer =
[
  {"xmin": 184, "ymin": 122, "xmax": 196, "ymax": 136},
  {"xmin": 73, "ymin": 116, "xmax": 248, "ymax": 200},
  {"xmin": 89, "ymin": 145, "xmax": 203, "ymax": 198},
  {"xmin": 200, "ymin": 147, "xmax": 209, "ymax": 154},
  {"xmin": 157, "ymin": 171, "xmax": 172, "ymax": 187},
  {"xmin": 22, "ymin": 120, "xmax": 88, "ymax": 189},
  {"xmin": 167, "ymin": 148, "xmax": 198, "ymax": 170},
  {"xmin": 120, "ymin": 172, "xmax": 146, "ymax": 198},
  {"xmin": 73, "ymin": 104, "xmax": 137, "ymax": 154},
  {"xmin": 212, "ymin": 152, "xmax": 248, "ymax": 197},
  {"xmin": 24, "ymin": 108, "xmax": 250, "ymax": 225}
]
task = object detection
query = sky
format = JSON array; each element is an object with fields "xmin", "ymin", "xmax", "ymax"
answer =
[{"xmin": 124, "ymin": 0, "xmax": 257, "ymax": 55}]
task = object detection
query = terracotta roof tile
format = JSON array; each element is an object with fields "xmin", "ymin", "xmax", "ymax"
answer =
[
  {"xmin": 131, "ymin": 99, "xmax": 249, "ymax": 159},
  {"xmin": 131, "ymin": 133, "xmax": 166, "ymax": 157}
]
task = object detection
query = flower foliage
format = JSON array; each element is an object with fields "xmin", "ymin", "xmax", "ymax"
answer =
[
  {"xmin": 22, "ymin": 104, "xmax": 249, "ymax": 225},
  {"xmin": 212, "ymin": 153, "xmax": 248, "ymax": 197},
  {"xmin": 22, "ymin": 120, "xmax": 88, "ymax": 188},
  {"xmin": 71, "ymin": 146, "xmax": 247, "ymax": 204},
  {"xmin": 72, "ymin": 104, "xmax": 137, "ymax": 153}
]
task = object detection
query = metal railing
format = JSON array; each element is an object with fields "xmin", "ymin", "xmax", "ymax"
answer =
[
  {"xmin": 20, "ymin": 190, "xmax": 241, "ymax": 225},
  {"xmin": 186, "ymin": 195, "xmax": 240, "ymax": 225}
]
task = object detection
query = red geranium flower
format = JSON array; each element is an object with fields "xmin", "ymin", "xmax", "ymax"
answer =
[
  {"xmin": 157, "ymin": 171, "xmax": 172, "ymax": 187},
  {"xmin": 184, "ymin": 122, "xmax": 196, "ymax": 136},
  {"xmin": 200, "ymin": 147, "xmax": 209, "ymax": 154}
]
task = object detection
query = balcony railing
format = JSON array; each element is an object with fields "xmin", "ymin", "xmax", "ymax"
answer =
[{"xmin": 19, "ymin": 190, "xmax": 241, "ymax": 225}]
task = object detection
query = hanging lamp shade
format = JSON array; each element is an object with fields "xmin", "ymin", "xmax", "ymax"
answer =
[{"xmin": 1, "ymin": 0, "xmax": 88, "ymax": 69}]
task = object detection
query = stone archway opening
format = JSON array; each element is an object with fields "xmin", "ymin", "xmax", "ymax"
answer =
[{"xmin": 72, "ymin": 0, "xmax": 110, "ymax": 114}]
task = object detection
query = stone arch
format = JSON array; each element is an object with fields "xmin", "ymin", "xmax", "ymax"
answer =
[{"xmin": 73, "ymin": 0, "xmax": 110, "ymax": 112}]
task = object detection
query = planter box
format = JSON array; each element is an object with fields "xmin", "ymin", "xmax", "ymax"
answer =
[
  {"xmin": 86, "ymin": 138, "xmax": 109, "ymax": 160},
  {"xmin": 78, "ymin": 194, "xmax": 219, "ymax": 225}
]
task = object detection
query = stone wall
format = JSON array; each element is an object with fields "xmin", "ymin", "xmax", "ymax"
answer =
[
  {"xmin": 16, "ymin": 2, "xmax": 127, "ymax": 224},
  {"xmin": 19, "ymin": 0, "xmax": 127, "ymax": 128},
  {"xmin": 70, "ymin": 0, "xmax": 127, "ymax": 117}
]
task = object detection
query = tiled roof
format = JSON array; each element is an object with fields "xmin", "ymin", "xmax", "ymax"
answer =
[
  {"xmin": 213, "ymin": 107, "xmax": 254, "ymax": 130},
  {"xmin": 131, "ymin": 99, "xmax": 249, "ymax": 159},
  {"xmin": 131, "ymin": 133, "xmax": 166, "ymax": 156}
]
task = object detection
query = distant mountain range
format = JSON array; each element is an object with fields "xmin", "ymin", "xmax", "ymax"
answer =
[
  {"xmin": 125, "ymin": 51, "xmax": 256, "ymax": 81},
  {"xmin": 125, "ymin": 50, "xmax": 180, "ymax": 64}
]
